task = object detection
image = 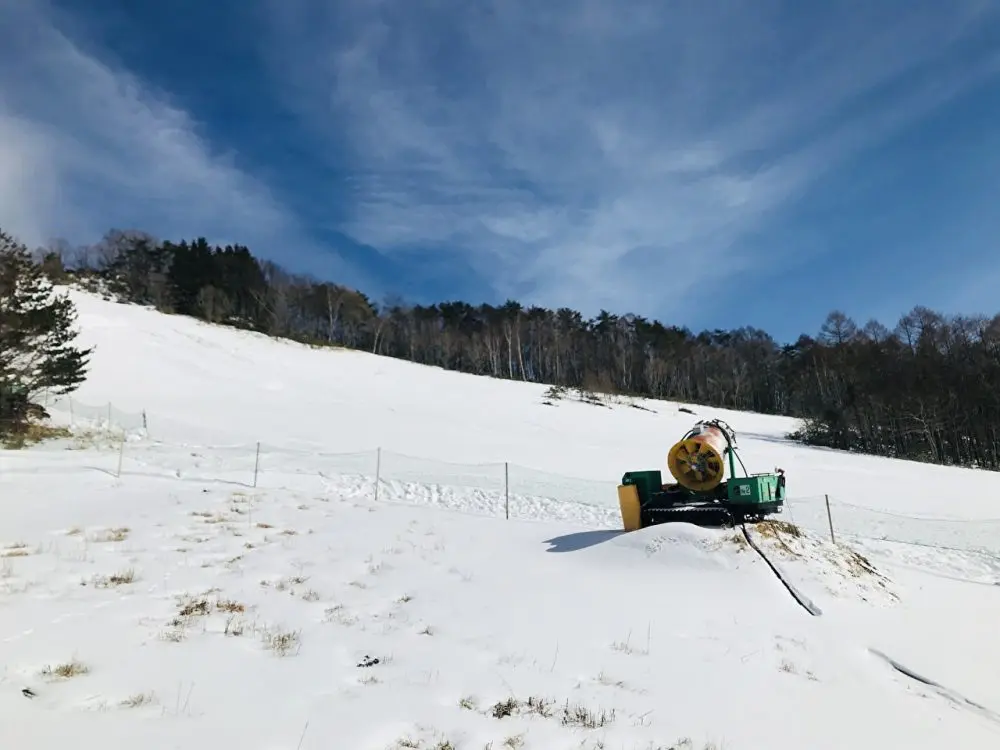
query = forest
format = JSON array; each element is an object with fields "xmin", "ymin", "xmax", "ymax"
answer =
[{"xmin": 26, "ymin": 228, "xmax": 1000, "ymax": 471}]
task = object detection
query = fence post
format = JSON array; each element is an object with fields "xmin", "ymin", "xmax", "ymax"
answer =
[
  {"xmin": 142, "ymin": 410, "xmax": 148, "ymax": 431},
  {"xmin": 374, "ymin": 448, "xmax": 382, "ymax": 502},
  {"xmin": 504, "ymin": 462, "xmax": 509, "ymax": 520},
  {"xmin": 107, "ymin": 402, "xmax": 112, "ymax": 427},
  {"xmin": 825, "ymin": 494, "xmax": 836, "ymax": 544},
  {"xmin": 116, "ymin": 435, "xmax": 126, "ymax": 478},
  {"xmin": 253, "ymin": 442, "xmax": 261, "ymax": 488}
]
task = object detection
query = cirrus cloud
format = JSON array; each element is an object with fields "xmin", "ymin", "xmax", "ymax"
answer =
[
  {"xmin": 264, "ymin": 0, "xmax": 1000, "ymax": 317},
  {"xmin": 0, "ymin": 0, "xmax": 363, "ymax": 286}
]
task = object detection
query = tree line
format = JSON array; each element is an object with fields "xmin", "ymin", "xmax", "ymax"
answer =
[{"xmin": 15, "ymin": 227, "xmax": 1000, "ymax": 471}]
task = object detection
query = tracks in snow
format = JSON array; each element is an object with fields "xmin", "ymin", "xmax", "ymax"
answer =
[
  {"xmin": 740, "ymin": 521, "xmax": 1000, "ymax": 728},
  {"xmin": 869, "ymin": 649, "xmax": 1000, "ymax": 727}
]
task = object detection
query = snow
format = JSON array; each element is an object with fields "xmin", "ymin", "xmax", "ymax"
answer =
[{"xmin": 2, "ymin": 287, "xmax": 1000, "ymax": 749}]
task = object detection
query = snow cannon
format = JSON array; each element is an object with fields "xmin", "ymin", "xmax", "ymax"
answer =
[
  {"xmin": 667, "ymin": 420, "xmax": 730, "ymax": 492},
  {"xmin": 616, "ymin": 419, "xmax": 785, "ymax": 531}
]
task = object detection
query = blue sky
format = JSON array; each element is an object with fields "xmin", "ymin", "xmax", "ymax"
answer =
[{"xmin": 1, "ymin": 0, "xmax": 999, "ymax": 342}]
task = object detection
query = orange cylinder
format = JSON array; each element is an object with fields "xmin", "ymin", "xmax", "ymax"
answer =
[{"xmin": 667, "ymin": 422, "xmax": 729, "ymax": 492}]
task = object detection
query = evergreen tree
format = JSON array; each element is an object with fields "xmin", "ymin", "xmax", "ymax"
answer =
[{"xmin": 0, "ymin": 230, "xmax": 92, "ymax": 434}]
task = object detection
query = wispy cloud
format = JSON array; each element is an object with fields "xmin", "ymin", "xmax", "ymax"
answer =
[
  {"xmin": 0, "ymin": 0, "xmax": 358, "ymax": 280},
  {"xmin": 265, "ymin": 0, "xmax": 1000, "ymax": 317}
]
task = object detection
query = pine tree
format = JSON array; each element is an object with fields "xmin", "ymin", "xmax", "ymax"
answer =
[{"xmin": 0, "ymin": 230, "xmax": 92, "ymax": 434}]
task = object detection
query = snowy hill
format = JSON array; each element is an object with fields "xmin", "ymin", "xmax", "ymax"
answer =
[{"xmin": 2, "ymin": 287, "xmax": 1000, "ymax": 749}]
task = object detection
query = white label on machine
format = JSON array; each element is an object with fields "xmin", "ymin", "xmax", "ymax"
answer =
[{"xmin": 738, "ymin": 485, "xmax": 751, "ymax": 496}]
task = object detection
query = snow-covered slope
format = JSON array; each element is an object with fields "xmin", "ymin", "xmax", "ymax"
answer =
[
  {"xmin": 2, "ymin": 287, "xmax": 1000, "ymax": 749},
  {"xmin": 56, "ymin": 288, "xmax": 1000, "ymax": 519}
]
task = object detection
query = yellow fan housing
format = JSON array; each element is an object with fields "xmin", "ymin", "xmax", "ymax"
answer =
[{"xmin": 667, "ymin": 425, "xmax": 729, "ymax": 492}]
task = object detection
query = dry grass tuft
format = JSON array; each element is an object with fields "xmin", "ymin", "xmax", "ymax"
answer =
[
  {"xmin": 392, "ymin": 739, "xmax": 455, "ymax": 750},
  {"xmin": 595, "ymin": 670, "xmax": 626, "ymax": 689},
  {"xmin": 490, "ymin": 696, "xmax": 554, "ymax": 720},
  {"xmin": 223, "ymin": 614, "xmax": 247, "ymax": 637},
  {"xmin": 610, "ymin": 628, "xmax": 649, "ymax": 656},
  {"xmin": 120, "ymin": 692, "xmax": 156, "ymax": 708},
  {"xmin": 191, "ymin": 510, "xmax": 229, "ymax": 524},
  {"xmin": 750, "ymin": 520, "xmax": 801, "ymax": 557},
  {"xmin": 90, "ymin": 568, "xmax": 137, "ymax": 588},
  {"xmin": 108, "ymin": 568, "xmax": 136, "ymax": 585},
  {"xmin": 261, "ymin": 575, "xmax": 305, "ymax": 593},
  {"xmin": 487, "ymin": 695, "xmax": 614, "ymax": 730},
  {"xmin": 94, "ymin": 527, "xmax": 130, "ymax": 542},
  {"xmin": 559, "ymin": 700, "xmax": 614, "ymax": 728},
  {"xmin": 261, "ymin": 625, "xmax": 301, "ymax": 656},
  {"xmin": 168, "ymin": 594, "xmax": 211, "ymax": 629},
  {"xmin": 844, "ymin": 549, "xmax": 879, "ymax": 578},
  {"xmin": 41, "ymin": 659, "xmax": 89, "ymax": 679},
  {"xmin": 323, "ymin": 604, "xmax": 358, "ymax": 626},
  {"xmin": 159, "ymin": 627, "xmax": 186, "ymax": 643},
  {"xmin": 2, "ymin": 422, "xmax": 72, "ymax": 449},
  {"xmin": 165, "ymin": 594, "xmax": 252, "ymax": 637},
  {"xmin": 756, "ymin": 518, "xmax": 893, "ymax": 593},
  {"xmin": 2, "ymin": 542, "xmax": 33, "ymax": 558},
  {"xmin": 755, "ymin": 519, "xmax": 803, "ymax": 539},
  {"xmin": 726, "ymin": 531, "xmax": 750, "ymax": 551}
]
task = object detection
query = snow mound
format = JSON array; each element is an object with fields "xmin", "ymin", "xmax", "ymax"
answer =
[
  {"xmin": 599, "ymin": 523, "xmax": 748, "ymax": 571},
  {"xmin": 745, "ymin": 520, "xmax": 898, "ymax": 609}
]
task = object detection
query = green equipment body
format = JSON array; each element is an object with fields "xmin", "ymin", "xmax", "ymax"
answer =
[{"xmin": 616, "ymin": 419, "xmax": 785, "ymax": 530}]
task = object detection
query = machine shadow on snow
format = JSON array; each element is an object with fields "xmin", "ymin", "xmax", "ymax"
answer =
[{"xmin": 543, "ymin": 530, "xmax": 625, "ymax": 552}]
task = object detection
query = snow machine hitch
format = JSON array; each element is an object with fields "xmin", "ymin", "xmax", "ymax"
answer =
[{"xmin": 616, "ymin": 419, "xmax": 785, "ymax": 530}]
